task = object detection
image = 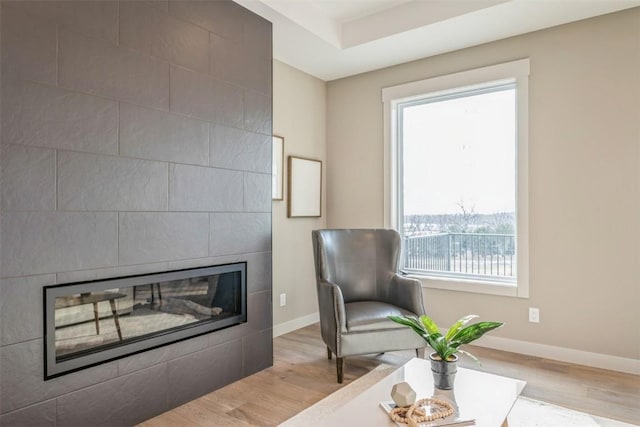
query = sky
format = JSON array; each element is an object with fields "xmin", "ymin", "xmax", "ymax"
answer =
[{"xmin": 402, "ymin": 88, "xmax": 516, "ymax": 216}]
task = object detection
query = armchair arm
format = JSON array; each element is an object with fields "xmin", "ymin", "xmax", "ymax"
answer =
[
  {"xmin": 317, "ymin": 279, "xmax": 347, "ymax": 336},
  {"xmin": 388, "ymin": 274, "xmax": 426, "ymax": 316}
]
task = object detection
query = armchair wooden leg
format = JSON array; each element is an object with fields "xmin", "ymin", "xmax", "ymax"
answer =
[
  {"xmin": 336, "ymin": 357, "xmax": 344, "ymax": 383},
  {"xmin": 327, "ymin": 347, "xmax": 332, "ymax": 360},
  {"xmin": 416, "ymin": 348, "xmax": 426, "ymax": 359}
]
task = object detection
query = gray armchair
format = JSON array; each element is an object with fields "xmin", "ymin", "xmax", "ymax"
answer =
[{"xmin": 311, "ymin": 229, "xmax": 427, "ymax": 383}]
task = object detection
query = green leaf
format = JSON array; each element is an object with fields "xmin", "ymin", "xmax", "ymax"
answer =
[
  {"xmin": 419, "ymin": 315, "xmax": 441, "ymax": 335},
  {"xmin": 450, "ymin": 322, "xmax": 503, "ymax": 345},
  {"xmin": 445, "ymin": 315, "xmax": 479, "ymax": 341},
  {"xmin": 441, "ymin": 347, "xmax": 458, "ymax": 361},
  {"xmin": 388, "ymin": 315, "xmax": 427, "ymax": 337},
  {"xmin": 423, "ymin": 333, "xmax": 438, "ymax": 350},
  {"xmin": 431, "ymin": 335, "xmax": 447, "ymax": 356}
]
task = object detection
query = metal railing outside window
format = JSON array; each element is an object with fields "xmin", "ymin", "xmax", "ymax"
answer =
[{"xmin": 404, "ymin": 233, "xmax": 516, "ymax": 278}]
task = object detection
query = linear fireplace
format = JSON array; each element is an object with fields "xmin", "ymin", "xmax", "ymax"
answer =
[{"xmin": 43, "ymin": 263, "xmax": 247, "ymax": 379}]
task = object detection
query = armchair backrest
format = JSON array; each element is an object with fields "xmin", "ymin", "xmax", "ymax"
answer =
[{"xmin": 311, "ymin": 229, "xmax": 401, "ymax": 303}]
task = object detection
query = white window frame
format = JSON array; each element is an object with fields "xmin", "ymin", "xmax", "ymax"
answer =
[{"xmin": 382, "ymin": 59, "xmax": 530, "ymax": 298}]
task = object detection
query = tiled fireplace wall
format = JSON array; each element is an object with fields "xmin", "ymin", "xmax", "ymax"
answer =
[{"xmin": 0, "ymin": 1, "xmax": 273, "ymax": 425}]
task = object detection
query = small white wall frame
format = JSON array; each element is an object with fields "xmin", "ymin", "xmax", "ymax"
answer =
[{"xmin": 287, "ymin": 156, "xmax": 322, "ymax": 218}]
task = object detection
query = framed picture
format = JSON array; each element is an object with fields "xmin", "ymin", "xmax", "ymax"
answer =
[
  {"xmin": 287, "ymin": 156, "xmax": 322, "ymax": 218},
  {"xmin": 272, "ymin": 136, "xmax": 284, "ymax": 200}
]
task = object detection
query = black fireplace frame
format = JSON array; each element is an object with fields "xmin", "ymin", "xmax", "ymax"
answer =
[{"xmin": 43, "ymin": 262, "xmax": 247, "ymax": 380}]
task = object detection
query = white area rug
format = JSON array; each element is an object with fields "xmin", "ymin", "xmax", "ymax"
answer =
[
  {"xmin": 509, "ymin": 397, "xmax": 636, "ymax": 427},
  {"xmin": 280, "ymin": 364, "xmax": 637, "ymax": 427}
]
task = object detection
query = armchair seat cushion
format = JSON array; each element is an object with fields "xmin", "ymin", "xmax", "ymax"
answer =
[{"xmin": 345, "ymin": 301, "xmax": 417, "ymax": 333}]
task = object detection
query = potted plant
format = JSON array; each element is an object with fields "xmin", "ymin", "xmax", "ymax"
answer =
[{"xmin": 388, "ymin": 314, "xmax": 503, "ymax": 390}]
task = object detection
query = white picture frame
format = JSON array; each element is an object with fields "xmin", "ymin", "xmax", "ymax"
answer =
[{"xmin": 287, "ymin": 156, "xmax": 322, "ymax": 218}]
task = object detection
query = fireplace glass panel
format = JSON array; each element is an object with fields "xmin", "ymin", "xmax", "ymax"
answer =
[{"xmin": 44, "ymin": 263, "xmax": 246, "ymax": 378}]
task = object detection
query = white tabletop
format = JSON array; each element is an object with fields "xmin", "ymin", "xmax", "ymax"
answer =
[{"xmin": 313, "ymin": 358, "xmax": 525, "ymax": 427}]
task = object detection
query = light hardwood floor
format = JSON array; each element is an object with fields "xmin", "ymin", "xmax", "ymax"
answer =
[{"xmin": 140, "ymin": 323, "xmax": 640, "ymax": 426}]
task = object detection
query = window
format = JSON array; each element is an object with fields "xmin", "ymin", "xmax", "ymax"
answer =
[{"xmin": 383, "ymin": 59, "xmax": 529, "ymax": 297}]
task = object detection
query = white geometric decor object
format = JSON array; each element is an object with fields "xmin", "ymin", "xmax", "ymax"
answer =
[{"xmin": 391, "ymin": 382, "xmax": 416, "ymax": 407}]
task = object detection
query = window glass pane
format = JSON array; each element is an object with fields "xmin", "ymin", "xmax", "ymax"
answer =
[{"xmin": 401, "ymin": 87, "xmax": 517, "ymax": 279}]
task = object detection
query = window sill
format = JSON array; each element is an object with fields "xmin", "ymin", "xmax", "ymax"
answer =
[{"xmin": 410, "ymin": 274, "xmax": 528, "ymax": 298}]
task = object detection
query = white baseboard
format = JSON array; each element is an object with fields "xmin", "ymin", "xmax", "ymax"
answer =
[
  {"xmin": 273, "ymin": 312, "xmax": 320, "ymax": 338},
  {"xmin": 475, "ymin": 334, "xmax": 640, "ymax": 375},
  {"xmin": 273, "ymin": 316, "xmax": 639, "ymax": 375}
]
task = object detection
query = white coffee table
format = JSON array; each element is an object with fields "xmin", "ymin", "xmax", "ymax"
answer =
[{"xmin": 291, "ymin": 358, "xmax": 525, "ymax": 427}]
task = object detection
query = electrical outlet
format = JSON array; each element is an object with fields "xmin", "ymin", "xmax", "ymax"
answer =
[
  {"xmin": 279, "ymin": 293, "xmax": 286, "ymax": 307},
  {"xmin": 528, "ymin": 307, "xmax": 540, "ymax": 323}
]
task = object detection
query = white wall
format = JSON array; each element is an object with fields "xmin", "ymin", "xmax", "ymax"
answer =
[
  {"xmin": 326, "ymin": 9, "xmax": 640, "ymax": 361},
  {"xmin": 272, "ymin": 60, "xmax": 326, "ymax": 334}
]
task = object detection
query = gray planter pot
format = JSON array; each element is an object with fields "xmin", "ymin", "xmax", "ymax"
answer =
[{"xmin": 429, "ymin": 352, "xmax": 458, "ymax": 390}]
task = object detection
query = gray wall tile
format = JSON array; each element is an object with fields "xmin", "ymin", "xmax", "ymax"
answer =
[
  {"xmin": 0, "ymin": 275, "xmax": 55, "ymax": 346},
  {"xmin": 59, "ymin": 30, "xmax": 170, "ymax": 110},
  {"xmin": 170, "ymin": 65, "xmax": 243, "ymax": 127},
  {"xmin": 169, "ymin": 164, "xmax": 243, "ymax": 212},
  {"xmin": 267, "ymin": 55, "xmax": 274, "ymax": 94},
  {"xmin": 209, "ymin": 212, "xmax": 271, "ymax": 256},
  {"xmin": 120, "ymin": 1, "xmax": 209, "ymax": 73},
  {"xmin": 244, "ymin": 172, "xmax": 271, "ymax": 212},
  {"xmin": 0, "ymin": 145, "xmax": 56, "ymax": 211},
  {"xmin": 56, "ymin": 364, "xmax": 169, "ymax": 427},
  {"xmin": 246, "ymin": 251, "xmax": 272, "ymax": 294},
  {"xmin": 210, "ymin": 33, "xmax": 270, "ymax": 95},
  {"xmin": 209, "ymin": 32, "xmax": 242, "ymax": 83},
  {"xmin": 247, "ymin": 290, "xmax": 272, "ymax": 334},
  {"xmin": 56, "ymin": 262, "xmax": 168, "ymax": 285},
  {"xmin": 167, "ymin": 339, "xmax": 243, "ymax": 407},
  {"xmin": 119, "ymin": 212, "xmax": 209, "ymax": 265},
  {"xmin": 0, "ymin": 340, "xmax": 118, "ymax": 413},
  {"xmin": 0, "ymin": 399, "xmax": 56, "ymax": 427},
  {"xmin": 166, "ymin": 251, "xmax": 271, "ymax": 294},
  {"xmin": 167, "ymin": 254, "xmax": 247, "ymax": 271},
  {"xmin": 120, "ymin": 102, "xmax": 208, "ymax": 166},
  {"xmin": 143, "ymin": 1, "xmax": 169, "ymax": 13},
  {"xmin": 244, "ymin": 89, "xmax": 272, "ymax": 135},
  {"xmin": 245, "ymin": 57, "xmax": 271, "ymax": 96},
  {"xmin": 1, "ymin": 79, "xmax": 118, "ymax": 155},
  {"xmin": 118, "ymin": 335, "xmax": 208, "ymax": 376},
  {"xmin": 1, "ymin": 6, "xmax": 56, "ymax": 85},
  {"xmin": 243, "ymin": 10, "xmax": 272, "ymax": 60},
  {"xmin": 2, "ymin": 0, "xmax": 118, "ymax": 44},
  {"xmin": 210, "ymin": 125, "xmax": 271, "ymax": 173},
  {"xmin": 58, "ymin": 151, "xmax": 168, "ymax": 211},
  {"xmin": 167, "ymin": 255, "xmax": 239, "ymax": 271},
  {"xmin": 207, "ymin": 322, "xmax": 249, "ymax": 348},
  {"xmin": 169, "ymin": 0, "xmax": 243, "ymax": 41},
  {"xmin": 1, "ymin": 212, "xmax": 118, "ymax": 277},
  {"xmin": 243, "ymin": 328, "xmax": 273, "ymax": 376}
]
